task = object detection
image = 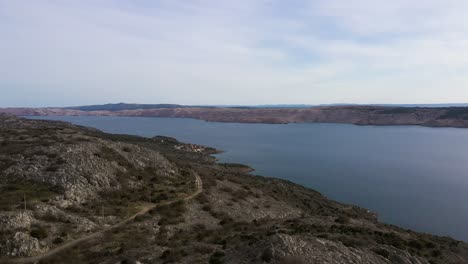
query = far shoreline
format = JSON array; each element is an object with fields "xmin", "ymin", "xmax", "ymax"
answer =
[{"xmin": 23, "ymin": 114, "xmax": 468, "ymax": 131}]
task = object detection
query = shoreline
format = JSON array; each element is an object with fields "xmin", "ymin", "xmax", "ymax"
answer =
[
  {"xmin": 5, "ymin": 104, "xmax": 468, "ymax": 129},
  {"xmin": 22, "ymin": 115, "xmax": 468, "ymax": 242},
  {"xmin": 23, "ymin": 114, "xmax": 468, "ymax": 130},
  {"xmin": 3, "ymin": 114, "xmax": 468, "ymax": 263}
]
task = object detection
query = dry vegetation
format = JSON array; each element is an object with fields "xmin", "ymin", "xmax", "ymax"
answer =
[{"xmin": 1, "ymin": 114, "xmax": 468, "ymax": 264}]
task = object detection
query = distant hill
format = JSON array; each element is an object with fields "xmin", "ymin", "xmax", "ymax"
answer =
[
  {"xmin": 64, "ymin": 103, "xmax": 187, "ymax": 111},
  {"xmin": 372, "ymin": 103, "xmax": 468, "ymax": 108},
  {"xmin": 206, "ymin": 103, "xmax": 468, "ymax": 108},
  {"xmin": 4, "ymin": 103, "xmax": 468, "ymax": 128},
  {"xmin": 62, "ymin": 102, "xmax": 468, "ymax": 111}
]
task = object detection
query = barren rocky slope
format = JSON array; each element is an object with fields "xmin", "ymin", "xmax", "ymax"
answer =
[
  {"xmin": 3, "ymin": 105, "xmax": 468, "ymax": 128},
  {"xmin": 1, "ymin": 114, "xmax": 468, "ymax": 264}
]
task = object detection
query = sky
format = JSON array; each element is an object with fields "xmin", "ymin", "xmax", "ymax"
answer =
[{"xmin": 1, "ymin": 0, "xmax": 468, "ymax": 107}]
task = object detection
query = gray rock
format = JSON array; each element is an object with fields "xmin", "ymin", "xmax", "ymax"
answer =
[{"xmin": 4, "ymin": 232, "xmax": 48, "ymax": 257}]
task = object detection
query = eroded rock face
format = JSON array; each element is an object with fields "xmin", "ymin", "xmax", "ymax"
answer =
[
  {"xmin": 33, "ymin": 204, "xmax": 98, "ymax": 233},
  {"xmin": 2, "ymin": 232, "xmax": 49, "ymax": 257},
  {"xmin": 271, "ymin": 234, "xmax": 428, "ymax": 264},
  {"xmin": 3, "ymin": 140, "xmax": 177, "ymax": 206},
  {"xmin": 0, "ymin": 212, "xmax": 34, "ymax": 231},
  {"xmin": 224, "ymin": 233, "xmax": 430, "ymax": 264},
  {"xmin": 0, "ymin": 115, "xmax": 183, "ymax": 258},
  {"xmin": 0, "ymin": 212, "xmax": 42, "ymax": 257}
]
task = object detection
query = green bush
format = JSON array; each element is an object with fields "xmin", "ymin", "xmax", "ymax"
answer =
[
  {"xmin": 209, "ymin": 251, "xmax": 225, "ymax": 264},
  {"xmin": 279, "ymin": 256, "xmax": 307, "ymax": 264},
  {"xmin": 261, "ymin": 247, "xmax": 274, "ymax": 262},
  {"xmin": 122, "ymin": 146, "xmax": 132, "ymax": 152},
  {"xmin": 408, "ymin": 239, "xmax": 424, "ymax": 250},
  {"xmin": 373, "ymin": 248, "xmax": 390, "ymax": 259},
  {"xmin": 53, "ymin": 237, "xmax": 64, "ymax": 244},
  {"xmin": 30, "ymin": 225, "xmax": 48, "ymax": 239},
  {"xmin": 334, "ymin": 216, "xmax": 350, "ymax": 224},
  {"xmin": 156, "ymin": 201, "xmax": 186, "ymax": 225}
]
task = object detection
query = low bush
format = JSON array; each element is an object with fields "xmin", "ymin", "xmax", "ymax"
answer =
[
  {"xmin": 30, "ymin": 225, "xmax": 48, "ymax": 239},
  {"xmin": 261, "ymin": 247, "xmax": 274, "ymax": 262},
  {"xmin": 122, "ymin": 146, "xmax": 132, "ymax": 152},
  {"xmin": 335, "ymin": 216, "xmax": 350, "ymax": 224},
  {"xmin": 156, "ymin": 200, "xmax": 186, "ymax": 225},
  {"xmin": 373, "ymin": 248, "xmax": 390, "ymax": 259},
  {"xmin": 209, "ymin": 251, "xmax": 225, "ymax": 264},
  {"xmin": 53, "ymin": 237, "xmax": 65, "ymax": 244}
]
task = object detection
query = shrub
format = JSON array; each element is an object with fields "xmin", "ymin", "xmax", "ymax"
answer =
[
  {"xmin": 209, "ymin": 251, "xmax": 225, "ymax": 264},
  {"xmin": 408, "ymin": 239, "xmax": 424, "ymax": 250},
  {"xmin": 46, "ymin": 152, "xmax": 58, "ymax": 159},
  {"xmin": 232, "ymin": 189, "xmax": 249, "ymax": 201},
  {"xmin": 122, "ymin": 146, "xmax": 132, "ymax": 152},
  {"xmin": 279, "ymin": 256, "xmax": 307, "ymax": 264},
  {"xmin": 0, "ymin": 157, "xmax": 15, "ymax": 171},
  {"xmin": 373, "ymin": 248, "xmax": 390, "ymax": 259},
  {"xmin": 55, "ymin": 157, "xmax": 66, "ymax": 165},
  {"xmin": 160, "ymin": 249, "xmax": 171, "ymax": 259},
  {"xmin": 202, "ymin": 205, "xmax": 212, "ymax": 212},
  {"xmin": 219, "ymin": 186, "xmax": 233, "ymax": 193},
  {"xmin": 432, "ymin": 249, "xmax": 442, "ymax": 257},
  {"xmin": 261, "ymin": 247, "xmax": 274, "ymax": 262},
  {"xmin": 30, "ymin": 225, "xmax": 48, "ymax": 239},
  {"xmin": 335, "ymin": 216, "xmax": 350, "ymax": 224},
  {"xmin": 46, "ymin": 165, "xmax": 60, "ymax": 172},
  {"xmin": 337, "ymin": 235, "xmax": 365, "ymax": 248},
  {"xmin": 53, "ymin": 237, "xmax": 64, "ymax": 244},
  {"xmin": 194, "ymin": 244, "xmax": 214, "ymax": 254},
  {"xmin": 155, "ymin": 193, "xmax": 169, "ymax": 202},
  {"xmin": 196, "ymin": 193, "xmax": 209, "ymax": 204},
  {"xmin": 156, "ymin": 201, "xmax": 186, "ymax": 225}
]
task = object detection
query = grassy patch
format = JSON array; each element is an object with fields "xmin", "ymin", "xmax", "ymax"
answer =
[
  {"xmin": 0, "ymin": 181, "xmax": 60, "ymax": 210},
  {"xmin": 152, "ymin": 200, "xmax": 186, "ymax": 225}
]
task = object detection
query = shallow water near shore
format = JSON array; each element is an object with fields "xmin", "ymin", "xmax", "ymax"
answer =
[{"xmin": 27, "ymin": 115, "xmax": 468, "ymax": 241}]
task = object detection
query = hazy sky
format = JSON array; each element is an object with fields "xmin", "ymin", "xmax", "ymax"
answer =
[{"xmin": 1, "ymin": 1, "xmax": 468, "ymax": 107}]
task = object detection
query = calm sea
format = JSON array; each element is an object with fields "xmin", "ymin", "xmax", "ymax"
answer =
[{"xmin": 27, "ymin": 116, "xmax": 468, "ymax": 241}]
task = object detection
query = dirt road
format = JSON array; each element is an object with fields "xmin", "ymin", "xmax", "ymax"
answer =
[{"xmin": 6, "ymin": 174, "xmax": 202, "ymax": 264}]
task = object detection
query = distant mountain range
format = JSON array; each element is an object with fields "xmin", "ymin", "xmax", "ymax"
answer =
[
  {"xmin": 3, "ymin": 103, "xmax": 468, "ymax": 128},
  {"xmin": 64, "ymin": 103, "xmax": 187, "ymax": 111},
  {"xmin": 61, "ymin": 102, "xmax": 468, "ymax": 111}
]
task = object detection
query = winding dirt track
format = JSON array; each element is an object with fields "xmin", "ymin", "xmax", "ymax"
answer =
[{"xmin": 6, "ymin": 174, "xmax": 203, "ymax": 264}]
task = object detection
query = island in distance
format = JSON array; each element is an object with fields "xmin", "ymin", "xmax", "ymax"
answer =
[
  {"xmin": 1, "ymin": 113, "xmax": 468, "ymax": 264},
  {"xmin": 3, "ymin": 103, "xmax": 468, "ymax": 128}
]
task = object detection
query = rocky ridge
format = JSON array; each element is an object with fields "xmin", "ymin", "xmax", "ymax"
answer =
[{"xmin": 3, "ymin": 105, "xmax": 468, "ymax": 128}]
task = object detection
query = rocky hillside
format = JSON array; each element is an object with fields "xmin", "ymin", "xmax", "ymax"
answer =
[
  {"xmin": 0, "ymin": 114, "xmax": 193, "ymax": 260},
  {"xmin": 1, "ymin": 114, "xmax": 468, "ymax": 264},
  {"xmin": 3, "ymin": 105, "xmax": 468, "ymax": 128}
]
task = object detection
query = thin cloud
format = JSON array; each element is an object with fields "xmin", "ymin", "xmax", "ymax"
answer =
[{"xmin": 0, "ymin": 0, "xmax": 468, "ymax": 107}]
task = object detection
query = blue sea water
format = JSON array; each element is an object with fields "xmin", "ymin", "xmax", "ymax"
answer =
[{"xmin": 27, "ymin": 116, "xmax": 468, "ymax": 241}]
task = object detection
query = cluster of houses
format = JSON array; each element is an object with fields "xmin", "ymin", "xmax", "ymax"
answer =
[{"xmin": 174, "ymin": 143, "xmax": 206, "ymax": 153}]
